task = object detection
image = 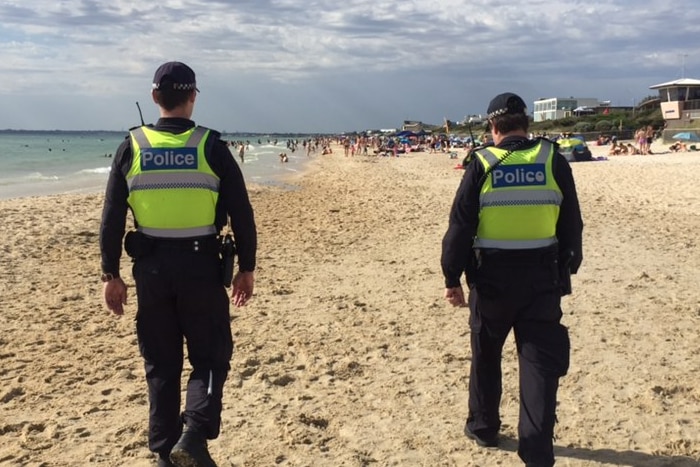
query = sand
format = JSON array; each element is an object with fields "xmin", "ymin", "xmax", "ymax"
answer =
[{"xmin": 1, "ymin": 140, "xmax": 699, "ymax": 466}]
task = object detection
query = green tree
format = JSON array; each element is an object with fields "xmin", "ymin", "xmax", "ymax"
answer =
[
  {"xmin": 573, "ymin": 122, "xmax": 594, "ymax": 132},
  {"xmin": 595, "ymin": 120, "xmax": 613, "ymax": 131}
]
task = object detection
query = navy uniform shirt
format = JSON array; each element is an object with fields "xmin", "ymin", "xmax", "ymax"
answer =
[
  {"xmin": 100, "ymin": 117, "xmax": 257, "ymax": 277},
  {"xmin": 441, "ymin": 136, "xmax": 583, "ymax": 288}
]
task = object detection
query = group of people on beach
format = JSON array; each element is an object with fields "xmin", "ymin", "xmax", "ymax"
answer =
[
  {"xmin": 604, "ymin": 126, "xmax": 698, "ymax": 155},
  {"xmin": 221, "ymin": 137, "xmax": 336, "ymax": 163},
  {"xmin": 225, "ymin": 139, "xmax": 249, "ymax": 163},
  {"xmin": 600, "ymin": 125, "xmax": 659, "ymax": 156},
  {"xmin": 608, "ymin": 141, "xmax": 644, "ymax": 156},
  {"xmin": 634, "ymin": 126, "xmax": 656, "ymax": 155},
  {"xmin": 337, "ymin": 133, "xmax": 469, "ymax": 158}
]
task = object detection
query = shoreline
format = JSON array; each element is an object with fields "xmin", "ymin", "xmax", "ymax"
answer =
[
  {"xmin": 1, "ymin": 143, "xmax": 699, "ymax": 466},
  {"xmin": 0, "ymin": 151, "xmax": 317, "ymax": 202}
]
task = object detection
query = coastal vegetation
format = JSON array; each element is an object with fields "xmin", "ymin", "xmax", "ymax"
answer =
[{"xmin": 443, "ymin": 107, "xmax": 665, "ymax": 138}]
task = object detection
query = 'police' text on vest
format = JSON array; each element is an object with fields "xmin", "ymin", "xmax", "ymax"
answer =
[
  {"xmin": 141, "ymin": 148, "xmax": 198, "ymax": 171},
  {"xmin": 492, "ymin": 164, "xmax": 546, "ymax": 188}
]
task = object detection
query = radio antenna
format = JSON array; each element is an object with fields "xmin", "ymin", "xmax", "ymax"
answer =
[{"xmin": 136, "ymin": 101, "xmax": 145, "ymax": 126}]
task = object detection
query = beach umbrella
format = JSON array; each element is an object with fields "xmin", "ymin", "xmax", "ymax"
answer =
[{"xmin": 671, "ymin": 132, "xmax": 700, "ymax": 141}]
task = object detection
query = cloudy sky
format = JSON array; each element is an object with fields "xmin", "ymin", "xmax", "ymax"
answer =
[{"xmin": 1, "ymin": 0, "xmax": 698, "ymax": 133}]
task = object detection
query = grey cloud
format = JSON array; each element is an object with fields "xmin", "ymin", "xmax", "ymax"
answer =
[
  {"xmin": 0, "ymin": 3, "xmax": 42, "ymax": 23},
  {"xmin": 1, "ymin": 0, "xmax": 700, "ymax": 131}
]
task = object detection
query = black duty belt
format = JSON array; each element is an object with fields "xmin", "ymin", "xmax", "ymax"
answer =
[
  {"xmin": 476, "ymin": 245, "xmax": 558, "ymax": 263},
  {"xmin": 150, "ymin": 235, "xmax": 219, "ymax": 253}
]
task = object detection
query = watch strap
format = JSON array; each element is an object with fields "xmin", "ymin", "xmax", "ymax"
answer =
[{"xmin": 101, "ymin": 273, "xmax": 117, "ymax": 282}]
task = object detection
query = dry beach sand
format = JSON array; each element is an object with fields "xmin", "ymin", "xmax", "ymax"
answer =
[{"xmin": 1, "ymin": 141, "xmax": 699, "ymax": 466}]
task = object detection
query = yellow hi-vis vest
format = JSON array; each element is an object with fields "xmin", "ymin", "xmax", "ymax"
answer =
[
  {"xmin": 473, "ymin": 140, "xmax": 562, "ymax": 249},
  {"xmin": 126, "ymin": 126, "xmax": 220, "ymax": 238}
]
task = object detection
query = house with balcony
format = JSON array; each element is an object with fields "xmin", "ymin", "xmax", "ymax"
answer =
[{"xmin": 532, "ymin": 97, "xmax": 606, "ymax": 122}]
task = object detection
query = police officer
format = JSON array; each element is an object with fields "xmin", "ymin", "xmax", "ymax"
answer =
[
  {"xmin": 100, "ymin": 62, "xmax": 257, "ymax": 467},
  {"xmin": 441, "ymin": 92, "xmax": 583, "ymax": 467}
]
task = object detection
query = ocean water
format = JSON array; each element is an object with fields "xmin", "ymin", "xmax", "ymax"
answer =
[{"xmin": 0, "ymin": 131, "xmax": 315, "ymax": 200}]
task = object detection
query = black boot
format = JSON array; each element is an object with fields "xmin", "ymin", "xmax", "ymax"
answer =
[
  {"xmin": 169, "ymin": 428, "xmax": 217, "ymax": 467},
  {"xmin": 464, "ymin": 421, "xmax": 499, "ymax": 448}
]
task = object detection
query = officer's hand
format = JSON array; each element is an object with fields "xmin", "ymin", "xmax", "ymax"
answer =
[
  {"xmin": 444, "ymin": 286, "xmax": 466, "ymax": 307},
  {"xmin": 103, "ymin": 278, "xmax": 128, "ymax": 317},
  {"xmin": 232, "ymin": 271, "xmax": 254, "ymax": 307}
]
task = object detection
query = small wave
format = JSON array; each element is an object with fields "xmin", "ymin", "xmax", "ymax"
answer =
[
  {"xmin": 25, "ymin": 172, "xmax": 60, "ymax": 181},
  {"xmin": 77, "ymin": 167, "xmax": 111, "ymax": 175},
  {"xmin": 0, "ymin": 178, "xmax": 19, "ymax": 186},
  {"xmin": 0, "ymin": 172, "xmax": 59, "ymax": 187}
]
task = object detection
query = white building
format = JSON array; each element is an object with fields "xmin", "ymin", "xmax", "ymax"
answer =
[{"xmin": 533, "ymin": 97, "xmax": 602, "ymax": 122}]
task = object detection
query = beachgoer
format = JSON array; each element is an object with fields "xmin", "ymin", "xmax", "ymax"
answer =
[
  {"xmin": 279, "ymin": 152, "xmax": 288, "ymax": 163},
  {"xmin": 238, "ymin": 143, "xmax": 245, "ymax": 163},
  {"xmin": 608, "ymin": 141, "xmax": 622, "ymax": 156},
  {"xmin": 441, "ymin": 92, "xmax": 583, "ymax": 467},
  {"xmin": 636, "ymin": 127, "xmax": 647, "ymax": 155},
  {"xmin": 99, "ymin": 61, "xmax": 257, "ymax": 467},
  {"xmin": 645, "ymin": 126, "xmax": 654, "ymax": 154},
  {"xmin": 670, "ymin": 141, "xmax": 687, "ymax": 152}
]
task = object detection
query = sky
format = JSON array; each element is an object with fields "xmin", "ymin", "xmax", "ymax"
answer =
[{"xmin": 1, "ymin": 0, "xmax": 699, "ymax": 134}]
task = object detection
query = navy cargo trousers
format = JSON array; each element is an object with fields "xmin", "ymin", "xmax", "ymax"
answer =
[
  {"xmin": 131, "ymin": 237, "xmax": 233, "ymax": 458},
  {"xmin": 466, "ymin": 248, "xmax": 570, "ymax": 467}
]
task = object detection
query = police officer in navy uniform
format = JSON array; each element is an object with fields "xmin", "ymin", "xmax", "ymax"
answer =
[
  {"xmin": 100, "ymin": 62, "xmax": 257, "ymax": 467},
  {"xmin": 441, "ymin": 92, "xmax": 583, "ymax": 467}
]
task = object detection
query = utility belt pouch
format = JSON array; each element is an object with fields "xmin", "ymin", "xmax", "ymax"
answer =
[
  {"xmin": 220, "ymin": 234, "xmax": 236, "ymax": 288},
  {"xmin": 558, "ymin": 250, "xmax": 574, "ymax": 296},
  {"xmin": 124, "ymin": 231, "xmax": 154, "ymax": 259}
]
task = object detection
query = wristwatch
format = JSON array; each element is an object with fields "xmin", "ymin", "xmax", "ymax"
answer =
[{"xmin": 101, "ymin": 273, "xmax": 117, "ymax": 282}]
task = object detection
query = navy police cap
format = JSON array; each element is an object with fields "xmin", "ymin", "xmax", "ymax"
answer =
[
  {"xmin": 152, "ymin": 61, "xmax": 199, "ymax": 92},
  {"xmin": 487, "ymin": 92, "xmax": 527, "ymax": 119}
]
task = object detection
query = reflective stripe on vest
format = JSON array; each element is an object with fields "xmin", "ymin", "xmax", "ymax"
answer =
[
  {"xmin": 473, "ymin": 140, "xmax": 561, "ymax": 250},
  {"xmin": 127, "ymin": 126, "xmax": 219, "ymax": 238}
]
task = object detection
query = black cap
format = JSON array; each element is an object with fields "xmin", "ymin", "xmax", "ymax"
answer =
[
  {"xmin": 486, "ymin": 92, "xmax": 527, "ymax": 119},
  {"xmin": 152, "ymin": 61, "xmax": 198, "ymax": 92}
]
